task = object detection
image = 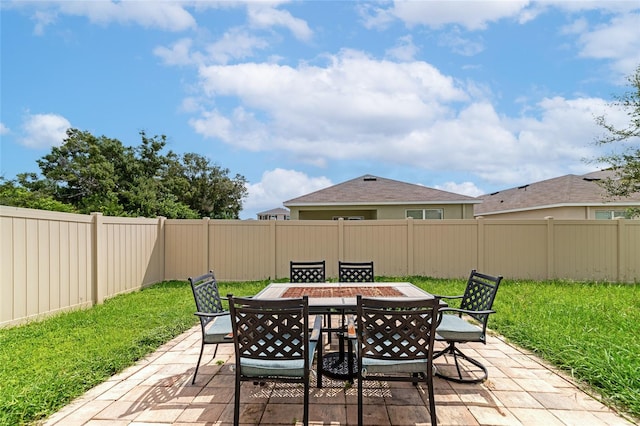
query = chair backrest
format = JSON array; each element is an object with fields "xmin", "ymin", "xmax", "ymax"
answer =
[
  {"xmin": 228, "ymin": 295, "xmax": 310, "ymax": 364},
  {"xmin": 189, "ymin": 271, "xmax": 224, "ymax": 326},
  {"xmin": 290, "ymin": 260, "xmax": 326, "ymax": 283},
  {"xmin": 356, "ymin": 295, "xmax": 440, "ymax": 361},
  {"xmin": 339, "ymin": 261, "xmax": 374, "ymax": 282},
  {"xmin": 459, "ymin": 270, "xmax": 503, "ymax": 327}
]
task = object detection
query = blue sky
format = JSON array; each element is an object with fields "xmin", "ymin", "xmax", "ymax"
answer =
[{"xmin": 1, "ymin": 1, "xmax": 639, "ymax": 219}]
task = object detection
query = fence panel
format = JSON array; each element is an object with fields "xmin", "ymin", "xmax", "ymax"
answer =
[
  {"xmin": 553, "ymin": 220, "xmax": 618, "ymax": 281},
  {"xmin": 342, "ymin": 219, "xmax": 409, "ymax": 277},
  {"xmin": 2, "ymin": 205, "xmax": 639, "ymax": 328},
  {"xmin": 482, "ymin": 220, "xmax": 549, "ymax": 280},
  {"xmin": 209, "ymin": 220, "xmax": 273, "ymax": 281},
  {"xmin": 412, "ymin": 220, "xmax": 478, "ymax": 278},
  {"xmin": 0, "ymin": 207, "xmax": 93, "ymax": 327}
]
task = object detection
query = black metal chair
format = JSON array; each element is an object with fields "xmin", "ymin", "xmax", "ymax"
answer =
[
  {"xmin": 355, "ymin": 295, "xmax": 440, "ymax": 426},
  {"xmin": 290, "ymin": 260, "xmax": 326, "ymax": 283},
  {"xmin": 227, "ymin": 294, "xmax": 321, "ymax": 426},
  {"xmin": 338, "ymin": 261, "xmax": 374, "ymax": 282},
  {"xmin": 433, "ymin": 269, "xmax": 503, "ymax": 383},
  {"xmin": 188, "ymin": 271, "xmax": 233, "ymax": 385}
]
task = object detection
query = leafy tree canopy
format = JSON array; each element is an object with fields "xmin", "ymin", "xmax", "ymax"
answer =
[
  {"xmin": 8, "ymin": 129, "xmax": 247, "ymax": 219},
  {"xmin": 593, "ymin": 65, "xmax": 640, "ymax": 218}
]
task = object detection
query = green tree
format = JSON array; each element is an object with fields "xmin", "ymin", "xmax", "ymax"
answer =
[
  {"xmin": 15, "ymin": 128, "xmax": 247, "ymax": 219},
  {"xmin": 0, "ymin": 177, "xmax": 77, "ymax": 213},
  {"xmin": 594, "ymin": 65, "xmax": 640, "ymax": 217},
  {"xmin": 179, "ymin": 153, "xmax": 248, "ymax": 219}
]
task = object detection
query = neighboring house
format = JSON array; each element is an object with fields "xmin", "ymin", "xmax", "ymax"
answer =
[
  {"xmin": 257, "ymin": 207, "xmax": 290, "ymax": 220},
  {"xmin": 283, "ymin": 175, "xmax": 479, "ymax": 220},
  {"xmin": 475, "ymin": 170, "xmax": 640, "ymax": 219}
]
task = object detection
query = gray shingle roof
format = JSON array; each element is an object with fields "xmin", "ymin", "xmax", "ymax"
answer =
[
  {"xmin": 475, "ymin": 170, "xmax": 640, "ymax": 215},
  {"xmin": 284, "ymin": 175, "xmax": 479, "ymax": 206}
]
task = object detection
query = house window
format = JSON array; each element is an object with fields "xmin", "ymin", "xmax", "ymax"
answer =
[
  {"xmin": 406, "ymin": 209, "xmax": 443, "ymax": 220},
  {"xmin": 595, "ymin": 210, "xmax": 627, "ymax": 220}
]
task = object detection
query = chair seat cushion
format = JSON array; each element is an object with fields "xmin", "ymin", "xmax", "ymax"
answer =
[
  {"xmin": 240, "ymin": 338, "xmax": 318, "ymax": 378},
  {"xmin": 436, "ymin": 314, "xmax": 483, "ymax": 342},
  {"xmin": 361, "ymin": 356, "xmax": 429, "ymax": 375},
  {"xmin": 203, "ymin": 314, "xmax": 232, "ymax": 344}
]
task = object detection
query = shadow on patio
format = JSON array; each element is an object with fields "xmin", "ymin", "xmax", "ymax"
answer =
[{"xmin": 43, "ymin": 325, "xmax": 635, "ymax": 426}]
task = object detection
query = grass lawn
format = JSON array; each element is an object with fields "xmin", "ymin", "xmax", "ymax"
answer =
[{"xmin": 0, "ymin": 277, "xmax": 638, "ymax": 425}]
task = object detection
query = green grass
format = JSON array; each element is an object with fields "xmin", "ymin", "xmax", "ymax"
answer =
[
  {"xmin": 409, "ymin": 277, "xmax": 640, "ymax": 421},
  {"xmin": 0, "ymin": 277, "xmax": 638, "ymax": 425}
]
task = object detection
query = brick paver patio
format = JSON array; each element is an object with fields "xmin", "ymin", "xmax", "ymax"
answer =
[{"xmin": 43, "ymin": 325, "xmax": 636, "ymax": 426}]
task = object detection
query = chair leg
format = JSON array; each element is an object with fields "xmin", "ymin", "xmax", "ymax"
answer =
[
  {"xmin": 304, "ymin": 379, "xmax": 309, "ymax": 426},
  {"xmin": 426, "ymin": 364, "xmax": 437, "ymax": 426},
  {"xmin": 433, "ymin": 342, "xmax": 488, "ymax": 383},
  {"xmin": 234, "ymin": 375, "xmax": 241, "ymax": 426},
  {"xmin": 357, "ymin": 374, "xmax": 363, "ymax": 426},
  {"xmin": 192, "ymin": 342, "xmax": 205, "ymax": 384}
]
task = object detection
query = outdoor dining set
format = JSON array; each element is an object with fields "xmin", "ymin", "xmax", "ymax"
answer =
[{"xmin": 188, "ymin": 261, "xmax": 503, "ymax": 426}]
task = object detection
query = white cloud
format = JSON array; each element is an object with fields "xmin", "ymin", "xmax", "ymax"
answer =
[
  {"xmin": 19, "ymin": 113, "xmax": 71, "ymax": 149},
  {"xmin": 385, "ymin": 35, "xmax": 419, "ymax": 62},
  {"xmin": 242, "ymin": 168, "xmax": 332, "ymax": 219},
  {"xmin": 575, "ymin": 12, "xmax": 640, "ymax": 77},
  {"xmin": 154, "ymin": 38, "xmax": 199, "ymax": 66},
  {"xmin": 0, "ymin": 123, "xmax": 9, "ymax": 135},
  {"xmin": 205, "ymin": 27, "xmax": 270, "ymax": 64},
  {"xmin": 363, "ymin": 1, "xmax": 531, "ymax": 31},
  {"xmin": 247, "ymin": 3, "xmax": 312, "ymax": 41},
  {"xmin": 435, "ymin": 181, "xmax": 485, "ymax": 197},
  {"xmin": 27, "ymin": 1, "xmax": 196, "ymax": 33},
  {"xmin": 189, "ymin": 49, "xmax": 620, "ymax": 189}
]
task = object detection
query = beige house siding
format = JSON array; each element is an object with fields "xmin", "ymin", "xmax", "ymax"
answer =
[
  {"xmin": 291, "ymin": 203, "xmax": 474, "ymax": 220},
  {"xmin": 477, "ymin": 205, "xmax": 637, "ymax": 220}
]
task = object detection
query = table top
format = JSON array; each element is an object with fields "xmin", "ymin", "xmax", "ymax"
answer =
[{"xmin": 254, "ymin": 282, "xmax": 436, "ymax": 311}]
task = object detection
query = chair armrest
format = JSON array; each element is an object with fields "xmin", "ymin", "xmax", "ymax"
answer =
[
  {"xmin": 310, "ymin": 315, "xmax": 323, "ymax": 342},
  {"xmin": 432, "ymin": 294, "xmax": 463, "ymax": 300},
  {"xmin": 439, "ymin": 307, "xmax": 495, "ymax": 316},
  {"xmin": 194, "ymin": 311, "xmax": 229, "ymax": 319}
]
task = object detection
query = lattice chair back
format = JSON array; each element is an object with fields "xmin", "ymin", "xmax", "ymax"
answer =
[
  {"xmin": 458, "ymin": 270, "xmax": 502, "ymax": 328},
  {"xmin": 357, "ymin": 296, "xmax": 439, "ymax": 362},
  {"xmin": 356, "ymin": 295, "xmax": 440, "ymax": 426},
  {"xmin": 230, "ymin": 295, "xmax": 309, "ymax": 364},
  {"xmin": 339, "ymin": 261, "xmax": 374, "ymax": 282},
  {"xmin": 290, "ymin": 260, "xmax": 326, "ymax": 283},
  {"xmin": 190, "ymin": 271, "xmax": 225, "ymax": 328}
]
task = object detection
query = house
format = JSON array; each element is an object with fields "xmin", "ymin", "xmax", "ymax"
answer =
[
  {"xmin": 283, "ymin": 175, "xmax": 479, "ymax": 220},
  {"xmin": 257, "ymin": 207, "xmax": 290, "ymax": 220},
  {"xmin": 474, "ymin": 170, "xmax": 640, "ymax": 219}
]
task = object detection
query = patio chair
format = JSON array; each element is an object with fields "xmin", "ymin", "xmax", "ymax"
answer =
[
  {"xmin": 290, "ymin": 260, "xmax": 326, "ymax": 283},
  {"xmin": 227, "ymin": 294, "xmax": 322, "ymax": 426},
  {"xmin": 433, "ymin": 269, "xmax": 503, "ymax": 383},
  {"xmin": 290, "ymin": 260, "xmax": 331, "ymax": 345},
  {"xmin": 338, "ymin": 261, "xmax": 374, "ymax": 282},
  {"xmin": 355, "ymin": 295, "xmax": 440, "ymax": 426},
  {"xmin": 188, "ymin": 271, "xmax": 233, "ymax": 385}
]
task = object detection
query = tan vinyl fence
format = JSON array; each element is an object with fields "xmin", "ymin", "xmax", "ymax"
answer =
[{"xmin": 2, "ymin": 206, "xmax": 639, "ymax": 327}]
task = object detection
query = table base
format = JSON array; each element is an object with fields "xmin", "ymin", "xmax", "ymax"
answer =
[{"xmin": 321, "ymin": 352, "xmax": 357, "ymax": 381}]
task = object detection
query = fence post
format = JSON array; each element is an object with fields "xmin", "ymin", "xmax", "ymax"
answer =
[
  {"xmin": 270, "ymin": 219, "xmax": 277, "ymax": 280},
  {"xmin": 476, "ymin": 217, "xmax": 484, "ymax": 272},
  {"xmin": 545, "ymin": 216, "xmax": 554, "ymax": 280},
  {"xmin": 338, "ymin": 218, "xmax": 344, "ymax": 262},
  {"xmin": 202, "ymin": 217, "xmax": 210, "ymax": 272},
  {"xmin": 407, "ymin": 217, "xmax": 414, "ymax": 276},
  {"xmin": 91, "ymin": 212, "xmax": 105, "ymax": 305},
  {"xmin": 617, "ymin": 218, "xmax": 626, "ymax": 282},
  {"xmin": 157, "ymin": 216, "xmax": 166, "ymax": 281}
]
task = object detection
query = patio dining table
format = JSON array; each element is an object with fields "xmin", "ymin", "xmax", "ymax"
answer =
[{"xmin": 254, "ymin": 281, "xmax": 440, "ymax": 387}]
